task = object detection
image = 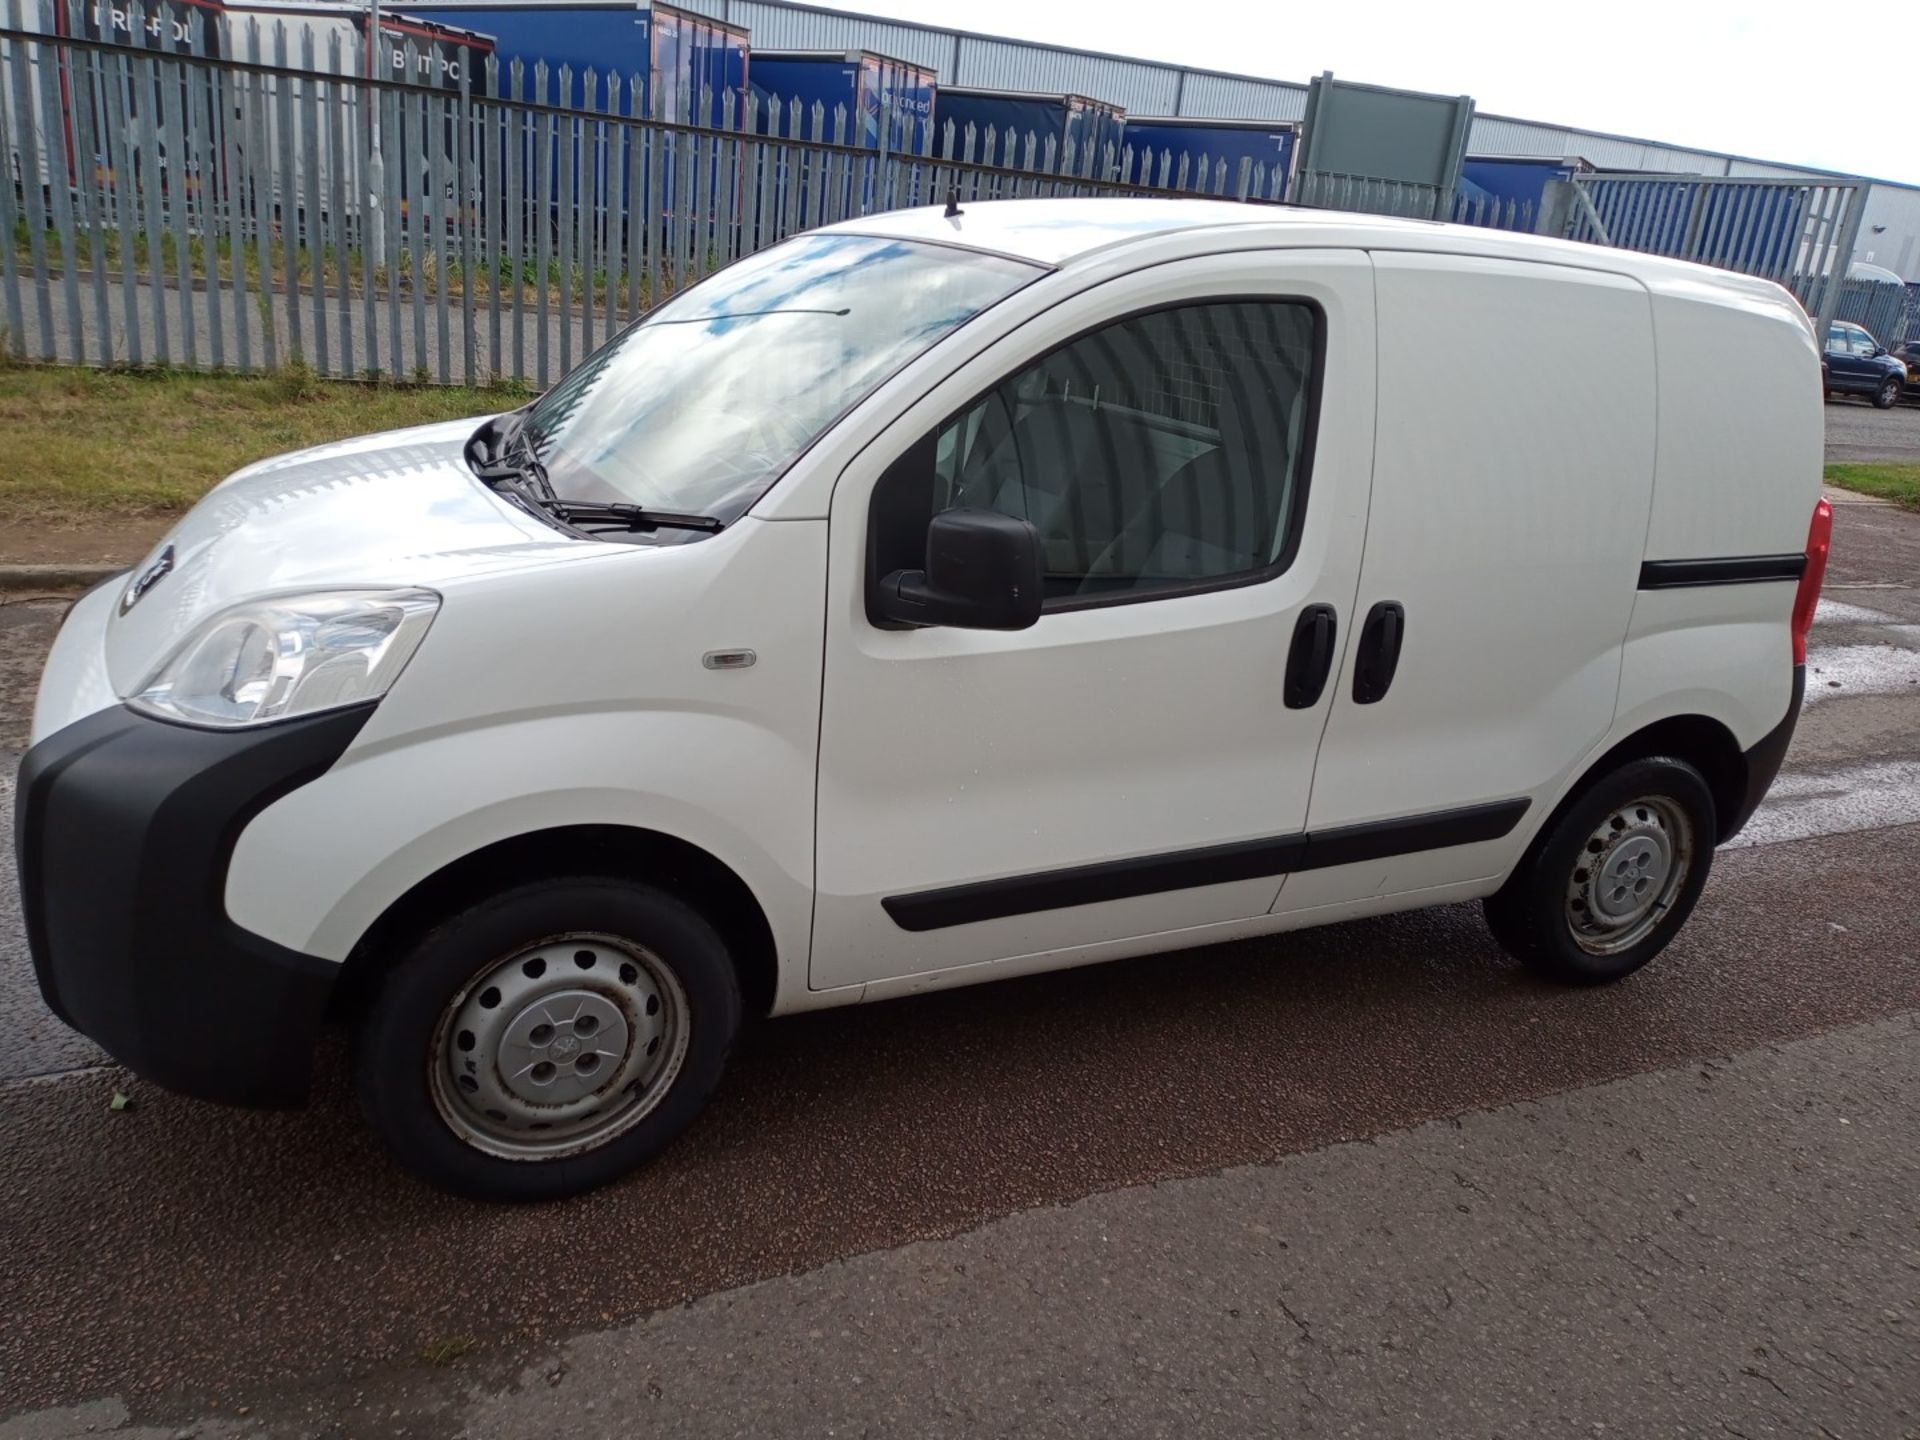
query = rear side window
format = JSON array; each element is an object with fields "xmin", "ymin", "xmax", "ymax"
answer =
[{"xmin": 871, "ymin": 300, "xmax": 1321, "ymax": 613}]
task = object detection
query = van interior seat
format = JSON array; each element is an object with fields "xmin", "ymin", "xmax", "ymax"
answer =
[{"xmin": 950, "ymin": 388, "xmax": 1281, "ymax": 593}]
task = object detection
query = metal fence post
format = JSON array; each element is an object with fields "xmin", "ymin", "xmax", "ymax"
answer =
[
  {"xmin": 1813, "ymin": 183, "xmax": 1869, "ymax": 341},
  {"xmin": 458, "ymin": 50, "xmax": 475, "ymax": 384}
]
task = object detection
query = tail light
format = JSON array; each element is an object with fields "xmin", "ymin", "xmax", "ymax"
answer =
[{"xmin": 1790, "ymin": 496, "xmax": 1833, "ymax": 666}]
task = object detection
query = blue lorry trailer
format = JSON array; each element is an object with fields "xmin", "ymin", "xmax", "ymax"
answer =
[
  {"xmin": 749, "ymin": 48, "xmax": 936, "ymax": 150},
  {"xmin": 1459, "ymin": 155, "xmax": 1588, "ymax": 212},
  {"xmin": 931, "ymin": 85, "xmax": 1124, "ymax": 171},
  {"xmin": 1118, "ymin": 115, "xmax": 1294, "ymax": 195},
  {"xmin": 389, "ymin": 1, "xmax": 749, "ymax": 121}
]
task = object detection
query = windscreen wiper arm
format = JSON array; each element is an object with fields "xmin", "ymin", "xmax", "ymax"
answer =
[
  {"xmin": 466, "ymin": 410, "xmax": 558, "ymax": 502},
  {"xmin": 545, "ymin": 498, "xmax": 725, "ymax": 533}
]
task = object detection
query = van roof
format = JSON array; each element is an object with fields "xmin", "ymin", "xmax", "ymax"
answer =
[{"xmin": 820, "ymin": 198, "xmax": 1810, "ymax": 318}]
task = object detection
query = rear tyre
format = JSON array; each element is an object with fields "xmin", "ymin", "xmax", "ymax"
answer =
[
  {"xmin": 1483, "ymin": 756, "xmax": 1716, "ymax": 986},
  {"xmin": 1875, "ymin": 376, "xmax": 1901, "ymax": 409},
  {"xmin": 354, "ymin": 877, "xmax": 741, "ymax": 1202}
]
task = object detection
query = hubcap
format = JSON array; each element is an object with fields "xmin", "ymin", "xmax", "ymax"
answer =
[
  {"xmin": 1565, "ymin": 795, "xmax": 1694, "ymax": 956},
  {"xmin": 428, "ymin": 934, "xmax": 690, "ymax": 1161}
]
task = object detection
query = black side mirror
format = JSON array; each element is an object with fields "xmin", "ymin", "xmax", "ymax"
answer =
[{"xmin": 876, "ymin": 508, "xmax": 1043, "ymax": 631}]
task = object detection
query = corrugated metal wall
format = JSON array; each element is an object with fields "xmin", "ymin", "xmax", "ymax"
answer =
[
  {"xmin": 1468, "ymin": 119, "xmax": 1734, "ymax": 174},
  {"xmin": 949, "ymin": 38, "xmax": 1177, "ymax": 109},
  {"xmin": 1177, "ymin": 72, "xmax": 1307, "ymax": 122},
  {"xmin": 1857, "ymin": 185, "xmax": 1920, "ymax": 278},
  {"xmin": 1463, "ymin": 117, "xmax": 1567, "ymax": 158},
  {"xmin": 1728, "ymin": 159, "xmax": 1827, "ymax": 180},
  {"xmin": 700, "ymin": 0, "xmax": 953, "ymax": 72}
]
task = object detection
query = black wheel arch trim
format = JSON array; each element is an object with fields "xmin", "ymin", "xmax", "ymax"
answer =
[{"xmin": 880, "ymin": 798, "xmax": 1530, "ymax": 932}]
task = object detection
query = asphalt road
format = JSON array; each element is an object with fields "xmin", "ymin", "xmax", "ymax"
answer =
[
  {"xmin": 0, "ymin": 452, "xmax": 1917, "ymax": 1435},
  {"xmin": 1820, "ymin": 388, "xmax": 1920, "ymax": 462}
]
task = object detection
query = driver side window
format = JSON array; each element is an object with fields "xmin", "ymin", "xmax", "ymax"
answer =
[{"xmin": 870, "ymin": 300, "xmax": 1321, "ymax": 615}]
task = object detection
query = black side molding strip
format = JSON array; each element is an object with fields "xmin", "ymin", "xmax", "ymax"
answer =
[
  {"xmin": 882, "ymin": 834, "xmax": 1310, "ymax": 933},
  {"xmin": 1296, "ymin": 798, "xmax": 1530, "ymax": 872},
  {"xmin": 881, "ymin": 798, "xmax": 1531, "ymax": 933},
  {"xmin": 1638, "ymin": 554, "xmax": 1806, "ymax": 590}
]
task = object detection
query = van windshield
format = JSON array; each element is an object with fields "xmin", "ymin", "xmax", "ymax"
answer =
[{"xmin": 522, "ymin": 234, "xmax": 1041, "ymax": 525}]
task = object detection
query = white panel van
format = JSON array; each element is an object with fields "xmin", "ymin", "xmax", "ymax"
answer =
[{"xmin": 19, "ymin": 200, "xmax": 1831, "ymax": 1201}]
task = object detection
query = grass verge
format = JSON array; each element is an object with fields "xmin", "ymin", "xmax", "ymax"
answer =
[
  {"xmin": 0, "ymin": 365, "xmax": 518, "ymax": 526},
  {"xmin": 1824, "ymin": 463, "xmax": 1920, "ymax": 512}
]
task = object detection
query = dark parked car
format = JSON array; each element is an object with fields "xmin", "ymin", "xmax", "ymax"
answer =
[
  {"xmin": 1824, "ymin": 322, "xmax": 1906, "ymax": 408},
  {"xmin": 1893, "ymin": 338, "xmax": 1920, "ymax": 400}
]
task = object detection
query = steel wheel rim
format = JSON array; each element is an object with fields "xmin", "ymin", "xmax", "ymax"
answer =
[
  {"xmin": 428, "ymin": 932, "xmax": 690, "ymax": 1161},
  {"xmin": 1565, "ymin": 795, "xmax": 1694, "ymax": 956}
]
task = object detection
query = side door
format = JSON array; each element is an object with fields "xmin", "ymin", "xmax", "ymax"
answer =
[
  {"xmin": 810, "ymin": 250, "xmax": 1376, "ymax": 993},
  {"xmin": 1276, "ymin": 252, "xmax": 1658, "ymax": 917}
]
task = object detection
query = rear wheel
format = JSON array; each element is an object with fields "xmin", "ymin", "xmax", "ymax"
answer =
[
  {"xmin": 1875, "ymin": 376, "xmax": 1901, "ymax": 409},
  {"xmin": 1484, "ymin": 756, "xmax": 1716, "ymax": 985},
  {"xmin": 354, "ymin": 878, "xmax": 741, "ymax": 1202}
]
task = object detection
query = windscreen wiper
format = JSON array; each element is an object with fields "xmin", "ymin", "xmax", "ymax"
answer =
[
  {"xmin": 545, "ymin": 498, "xmax": 725, "ymax": 533},
  {"xmin": 465, "ymin": 414, "xmax": 720, "ymax": 535}
]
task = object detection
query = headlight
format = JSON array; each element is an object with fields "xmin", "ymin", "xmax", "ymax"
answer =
[{"xmin": 130, "ymin": 589, "xmax": 440, "ymax": 728}]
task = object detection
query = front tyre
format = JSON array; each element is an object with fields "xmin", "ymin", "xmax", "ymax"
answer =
[
  {"xmin": 1875, "ymin": 376, "xmax": 1902, "ymax": 409},
  {"xmin": 355, "ymin": 879, "xmax": 741, "ymax": 1202},
  {"xmin": 1484, "ymin": 757, "xmax": 1716, "ymax": 986}
]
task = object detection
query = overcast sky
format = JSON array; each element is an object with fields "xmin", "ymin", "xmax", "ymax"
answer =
[{"xmin": 855, "ymin": 0, "xmax": 1906, "ymax": 186}]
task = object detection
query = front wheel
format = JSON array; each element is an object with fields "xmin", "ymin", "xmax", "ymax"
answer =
[
  {"xmin": 355, "ymin": 878, "xmax": 741, "ymax": 1202},
  {"xmin": 1484, "ymin": 756, "xmax": 1716, "ymax": 985},
  {"xmin": 1875, "ymin": 376, "xmax": 1902, "ymax": 409}
]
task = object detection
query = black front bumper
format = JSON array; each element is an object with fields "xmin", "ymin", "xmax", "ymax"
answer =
[{"xmin": 16, "ymin": 702, "xmax": 373, "ymax": 1107}]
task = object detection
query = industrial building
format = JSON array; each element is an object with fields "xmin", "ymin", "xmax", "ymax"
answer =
[{"xmin": 651, "ymin": 0, "xmax": 1920, "ymax": 281}]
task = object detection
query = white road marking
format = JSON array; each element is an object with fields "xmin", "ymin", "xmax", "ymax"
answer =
[
  {"xmin": 1729, "ymin": 758, "xmax": 1920, "ymax": 850},
  {"xmin": 1804, "ymin": 641, "xmax": 1920, "ymax": 702},
  {"xmin": 1813, "ymin": 599, "xmax": 1894, "ymax": 626}
]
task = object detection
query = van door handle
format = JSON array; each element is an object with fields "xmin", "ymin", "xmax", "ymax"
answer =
[
  {"xmin": 1284, "ymin": 604, "xmax": 1338, "ymax": 709},
  {"xmin": 1353, "ymin": 601, "xmax": 1405, "ymax": 705}
]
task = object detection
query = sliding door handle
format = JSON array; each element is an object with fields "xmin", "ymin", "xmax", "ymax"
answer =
[{"xmin": 1353, "ymin": 601, "xmax": 1405, "ymax": 705}]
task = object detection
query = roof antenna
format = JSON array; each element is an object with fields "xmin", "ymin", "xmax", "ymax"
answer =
[{"xmin": 945, "ymin": 186, "xmax": 963, "ymax": 220}]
